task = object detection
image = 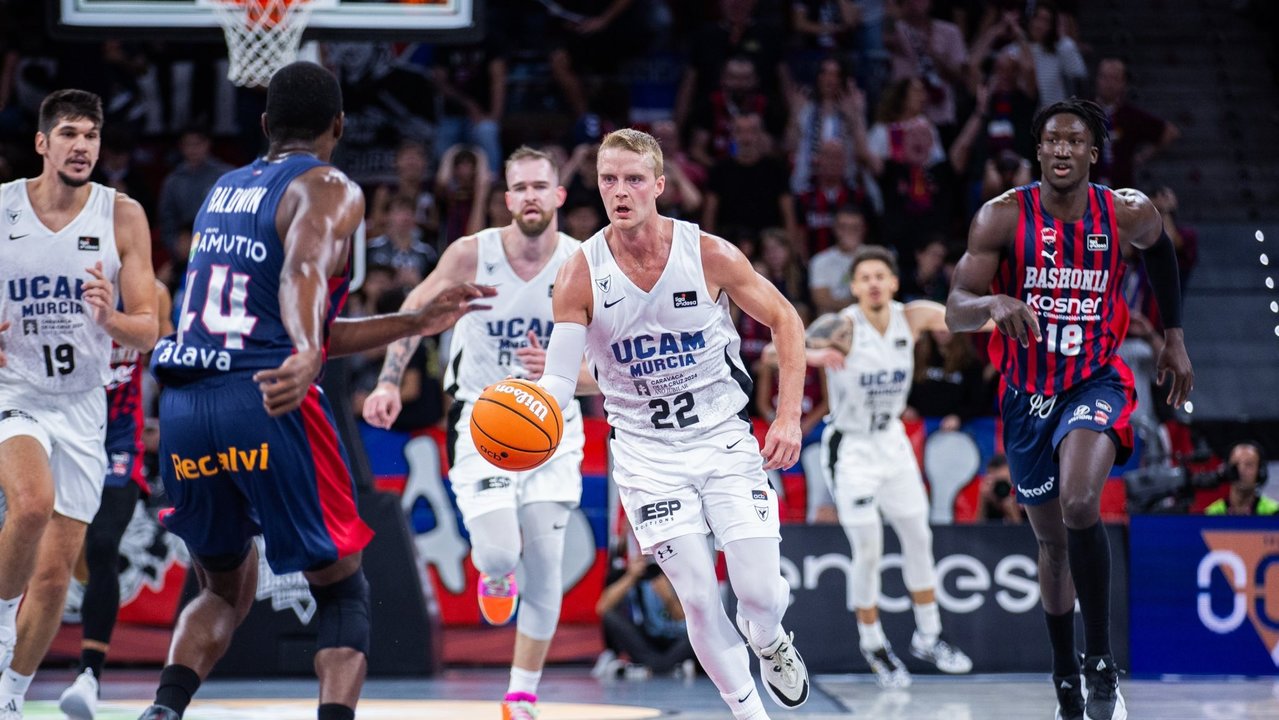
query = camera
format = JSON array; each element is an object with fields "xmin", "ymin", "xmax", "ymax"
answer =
[{"xmin": 993, "ymin": 479, "xmax": 1012, "ymax": 499}]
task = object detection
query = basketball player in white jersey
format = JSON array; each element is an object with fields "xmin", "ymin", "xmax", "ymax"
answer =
[
  {"xmin": 803, "ymin": 246, "xmax": 975, "ymax": 688},
  {"xmin": 534, "ymin": 128, "xmax": 809, "ymax": 720},
  {"xmin": 0, "ymin": 89, "xmax": 158, "ymax": 718},
  {"xmin": 363, "ymin": 146, "xmax": 592, "ymax": 720}
]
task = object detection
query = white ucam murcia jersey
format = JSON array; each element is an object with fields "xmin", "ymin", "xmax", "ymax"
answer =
[
  {"xmin": 0, "ymin": 180, "xmax": 119, "ymax": 393},
  {"xmin": 444, "ymin": 228, "xmax": 580, "ymax": 403},
  {"xmin": 825, "ymin": 302, "xmax": 914, "ymax": 435},
  {"xmin": 582, "ymin": 219, "xmax": 752, "ymax": 442}
]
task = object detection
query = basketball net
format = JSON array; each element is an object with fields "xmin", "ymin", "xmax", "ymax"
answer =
[{"xmin": 209, "ymin": 0, "xmax": 319, "ymax": 88}]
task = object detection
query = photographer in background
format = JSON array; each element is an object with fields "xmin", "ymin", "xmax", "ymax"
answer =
[
  {"xmin": 976, "ymin": 454, "xmax": 1023, "ymax": 524},
  {"xmin": 593, "ymin": 548, "xmax": 695, "ymax": 680},
  {"xmin": 1205, "ymin": 443, "xmax": 1277, "ymax": 516}
]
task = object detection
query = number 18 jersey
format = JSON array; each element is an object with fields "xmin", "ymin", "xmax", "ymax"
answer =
[
  {"xmin": 990, "ymin": 182, "xmax": 1129, "ymax": 396},
  {"xmin": 152, "ymin": 155, "xmax": 349, "ymax": 384}
]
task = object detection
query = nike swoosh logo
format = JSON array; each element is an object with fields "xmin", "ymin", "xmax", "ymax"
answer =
[
  {"xmin": 726, "ymin": 438, "xmax": 744, "ymax": 450},
  {"xmin": 552, "ymin": 522, "xmax": 567, "ymax": 530},
  {"xmin": 8, "ymin": 233, "xmax": 28, "ymax": 241},
  {"xmin": 736, "ymin": 688, "xmax": 754, "ymax": 703},
  {"xmin": 603, "ymin": 297, "xmax": 626, "ymax": 309}
]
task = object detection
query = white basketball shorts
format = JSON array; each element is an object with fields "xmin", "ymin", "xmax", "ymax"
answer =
[
  {"xmin": 821, "ymin": 421, "xmax": 930, "ymax": 527},
  {"xmin": 610, "ymin": 416, "xmax": 780, "ymax": 554},
  {"xmin": 0, "ymin": 379, "xmax": 107, "ymax": 523},
  {"xmin": 447, "ymin": 399, "xmax": 585, "ymax": 525}
]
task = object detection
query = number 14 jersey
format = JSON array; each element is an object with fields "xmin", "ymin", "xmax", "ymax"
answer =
[{"xmin": 153, "ymin": 155, "xmax": 348, "ymax": 384}]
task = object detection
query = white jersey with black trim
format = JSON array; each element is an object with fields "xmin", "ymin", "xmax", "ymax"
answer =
[
  {"xmin": 443, "ymin": 228, "xmax": 580, "ymax": 404},
  {"xmin": 582, "ymin": 219, "xmax": 752, "ymax": 443},
  {"xmin": 825, "ymin": 302, "xmax": 914, "ymax": 435},
  {"xmin": 0, "ymin": 180, "xmax": 119, "ymax": 393}
]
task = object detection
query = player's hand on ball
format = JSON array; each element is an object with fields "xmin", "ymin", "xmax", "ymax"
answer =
[
  {"xmin": 83, "ymin": 261, "xmax": 117, "ymax": 328},
  {"xmin": 514, "ymin": 331, "xmax": 546, "ymax": 380},
  {"xmin": 252, "ymin": 348, "xmax": 323, "ymax": 417},
  {"xmin": 988, "ymin": 295, "xmax": 1042, "ymax": 348},
  {"xmin": 362, "ymin": 382, "xmax": 403, "ymax": 428},
  {"xmin": 760, "ymin": 415, "xmax": 802, "ymax": 471},
  {"xmin": 413, "ymin": 283, "xmax": 496, "ymax": 336}
]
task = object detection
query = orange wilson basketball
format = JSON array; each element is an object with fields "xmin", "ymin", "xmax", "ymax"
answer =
[{"xmin": 470, "ymin": 379, "xmax": 563, "ymax": 471}]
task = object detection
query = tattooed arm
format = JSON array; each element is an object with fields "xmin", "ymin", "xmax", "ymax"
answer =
[
  {"xmin": 362, "ymin": 237, "xmax": 480, "ymax": 429},
  {"xmin": 759, "ymin": 312, "xmax": 854, "ymax": 370}
]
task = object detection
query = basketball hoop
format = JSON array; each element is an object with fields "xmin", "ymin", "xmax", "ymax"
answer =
[{"xmin": 203, "ymin": 0, "xmax": 330, "ymax": 88}]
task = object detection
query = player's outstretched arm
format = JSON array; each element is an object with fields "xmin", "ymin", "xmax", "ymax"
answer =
[
  {"xmin": 947, "ymin": 192, "xmax": 1042, "ymax": 347},
  {"xmin": 87, "ymin": 194, "xmax": 158, "ymax": 352},
  {"xmin": 703, "ymin": 233, "xmax": 803, "ymax": 471},
  {"xmin": 362, "ymin": 238, "xmax": 481, "ymax": 428},
  {"xmin": 536, "ymin": 251, "xmax": 593, "ymax": 410},
  {"xmin": 1114, "ymin": 189, "xmax": 1193, "ymax": 407},
  {"xmin": 255, "ymin": 168, "xmax": 364, "ymax": 417},
  {"xmin": 906, "ymin": 299, "xmax": 995, "ymax": 337}
]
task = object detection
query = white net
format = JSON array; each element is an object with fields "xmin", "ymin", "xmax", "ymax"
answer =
[{"xmin": 209, "ymin": 0, "xmax": 318, "ymax": 88}]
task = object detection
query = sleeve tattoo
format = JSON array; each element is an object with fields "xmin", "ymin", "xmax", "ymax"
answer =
[
  {"xmin": 377, "ymin": 336, "xmax": 421, "ymax": 387},
  {"xmin": 805, "ymin": 313, "xmax": 853, "ymax": 352}
]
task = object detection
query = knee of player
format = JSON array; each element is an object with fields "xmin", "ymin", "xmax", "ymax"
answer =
[
  {"xmin": 1060, "ymin": 494, "xmax": 1100, "ymax": 529},
  {"xmin": 29, "ymin": 561, "xmax": 74, "ymax": 599},
  {"xmin": 1036, "ymin": 537, "xmax": 1070, "ymax": 567},
  {"xmin": 3, "ymin": 487, "xmax": 54, "ymax": 530},
  {"xmin": 310, "ymin": 568, "xmax": 372, "ymax": 656}
]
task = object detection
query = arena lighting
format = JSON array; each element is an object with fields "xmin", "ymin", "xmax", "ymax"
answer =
[
  {"xmin": 1262, "ymin": 253, "xmax": 1270, "ymax": 266},
  {"xmin": 1271, "ymin": 302, "xmax": 1278, "ymax": 313},
  {"xmin": 1257, "ymin": 230, "xmax": 1265, "ymax": 242},
  {"xmin": 1267, "ymin": 277, "xmax": 1275, "ymax": 290},
  {"xmin": 1184, "ymin": 401, "xmax": 1194, "ymax": 414}
]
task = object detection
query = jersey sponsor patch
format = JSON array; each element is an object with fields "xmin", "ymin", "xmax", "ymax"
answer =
[
  {"xmin": 1095, "ymin": 399, "xmax": 1112, "ymax": 413},
  {"xmin": 478, "ymin": 476, "xmax": 512, "ymax": 491},
  {"xmin": 596, "ymin": 274, "xmax": 612, "ymax": 293},
  {"xmin": 21, "ymin": 319, "xmax": 37, "ymax": 335},
  {"xmin": 673, "ymin": 290, "xmax": 698, "ymax": 308},
  {"xmin": 752, "ymin": 489, "xmax": 768, "ymax": 501},
  {"xmin": 0, "ymin": 409, "xmax": 37, "ymax": 424},
  {"xmin": 77, "ymin": 236, "xmax": 100, "ymax": 251},
  {"xmin": 1086, "ymin": 234, "xmax": 1110, "ymax": 251},
  {"xmin": 894, "ymin": 338, "xmax": 908, "ymax": 348}
]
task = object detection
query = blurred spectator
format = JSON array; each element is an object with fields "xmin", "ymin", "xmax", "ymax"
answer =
[
  {"xmin": 92, "ymin": 126, "xmax": 154, "ymax": 217},
  {"xmin": 366, "ymin": 140, "xmax": 437, "ymax": 239},
  {"xmin": 430, "ymin": 36, "xmax": 507, "ymax": 174},
  {"xmin": 885, "ymin": 0, "xmax": 970, "ymax": 137},
  {"xmin": 547, "ymin": 0, "xmax": 654, "ymax": 117},
  {"xmin": 484, "ymin": 179, "xmax": 514, "ymax": 229},
  {"xmin": 906, "ymin": 325, "xmax": 996, "ymax": 427},
  {"xmin": 790, "ymin": 0, "xmax": 859, "ymax": 56},
  {"xmin": 650, "ymin": 119, "xmax": 705, "ymax": 219},
  {"xmin": 877, "ymin": 120, "xmax": 957, "ymax": 259},
  {"xmin": 366, "ymin": 195, "xmax": 440, "ymax": 289},
  {"xmin": 564, "ymin": 202, "xmax": 603, "ymax": 241},
  {"xmin": 703, "ymin": 114, "xmax": 799, "ymax": 245},
  {"xmin": 966, "ymin": 43, "xmax": 1037, "ymax": 164},
  {"xmin": 976, "ymin": 454, "xmax": 1023, "ymax": 524},
  {"xmin": 688, "ymin": 56, "xmax": 786, "ymax": 167},
  {"xmin": 593, "ymin": 550, "xmax": 695, "ymax": 679},
  {"xmin": 345, "ymin": 262, "xmax": 397, "ymax": 320},
  {"xmin": 1020, "ymin": 2, "xmax": 1087, "ymax": 109},
  {"xmin": 676, "ymin": 0, "xmax": 789, "ymax": 128},
  {"xmin": 1091, "ymin": 57, "xmax": 1180, "ymax": 188},
  {"xmin": 1151, "ymin": 185, "xmax": 1198, "ymax": 289},
  {"xmin": 753, "ymin": 227, "xmax": 811, "ymax": 320},
  {"xmin": 865, "ymin": 77, "xmax": 945, "ymax": 175},
  {"xmin": 786, "ymin": 57, "xmax": 878, "ymax": 206},
  {"xmin": 754, "ymin": 345, "xmax": 827, "ymax": 439},
  {"xmin": 560, "ymin": 142, "xmax": 607, "ymax": 221},
  {"xmin": 156, "ymin": 125, "xmax": 232, "ymax": 254},
  {"xmin": 967, "ymin": 7, "xmax": 1035, "ymax": 101},
  {"xmin": 982, "ymin": 148, "xmax": 1032, "ymax": 202},
  {"xmin": 1205, "ymin": 443, "xmax": 1276, "ymax": 516},
  {"xmin": 435, "ymin": 144, "xmax": 491, "ymax": 246},
  {"xmin": 807, "ymin": 206, "xmax": 868, "ymax": 315},
  {"xmin": 899, "ymin": 236, "xmax": 950, "ymax": 303},
  {"xmin": 795, "ymin": 139, "xmax": 876, "ymax": 258}
]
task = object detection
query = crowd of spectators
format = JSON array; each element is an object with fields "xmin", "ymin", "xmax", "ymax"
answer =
[{"xmin": 2, "ymin": 0, "xmax": 1228, "ymax": 519}]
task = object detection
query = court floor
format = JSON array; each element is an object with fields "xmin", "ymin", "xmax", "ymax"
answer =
[{"xmin": 20, "ymin": 667, "xmax": 1279, "ymax": 719}]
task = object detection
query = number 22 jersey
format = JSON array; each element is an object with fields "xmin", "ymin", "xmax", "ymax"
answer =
[
  {"xmin": 152, "ymin": 155, "xmax": 349, "ymax": 384},
  {"xmin": 989, "ymin": 182, "xmax": 1129, "ymax": 396}
]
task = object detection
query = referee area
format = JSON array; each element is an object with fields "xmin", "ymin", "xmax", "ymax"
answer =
[{"xmin": 3, "ymin": 0, "xmax": 1276, "ymax": 718}]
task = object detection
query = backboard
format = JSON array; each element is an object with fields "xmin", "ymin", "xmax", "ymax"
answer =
[{"xmin": 54, "ymin": 0, "xmax": 483, "ymax": 40}]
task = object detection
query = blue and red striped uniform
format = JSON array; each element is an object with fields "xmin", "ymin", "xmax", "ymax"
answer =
[
  {"xmin": 104, "ymin": 342, "xmax": 146, "ymax": 492},
  {"xmin": 993, "ymin": 182, "xmax": 1137, "ymax": 505},
  {"xmin": 150, "ymin": 154, "xmax": 371, "ymax": 573}
]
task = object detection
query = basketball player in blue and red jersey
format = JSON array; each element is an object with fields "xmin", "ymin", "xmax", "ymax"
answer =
[
  {"xmin": 139, "ymin": 62, "xmax": 492, "ymax": 720},
  {"xmin": 947, "ymin": 98, "xmax": 1192, "ymax": 720},
  {"xmin": 59, "ymin": 281, "xmax": 172, "ymax": 720}
]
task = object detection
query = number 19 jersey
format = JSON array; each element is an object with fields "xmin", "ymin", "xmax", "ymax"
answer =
[
  {"xmin": 581, "ymin": 219, "xmax": 753, "ymax": 442},
  {"xmin": 152, "ymin": 155, "xmax": 348, "ymax": 384}
]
